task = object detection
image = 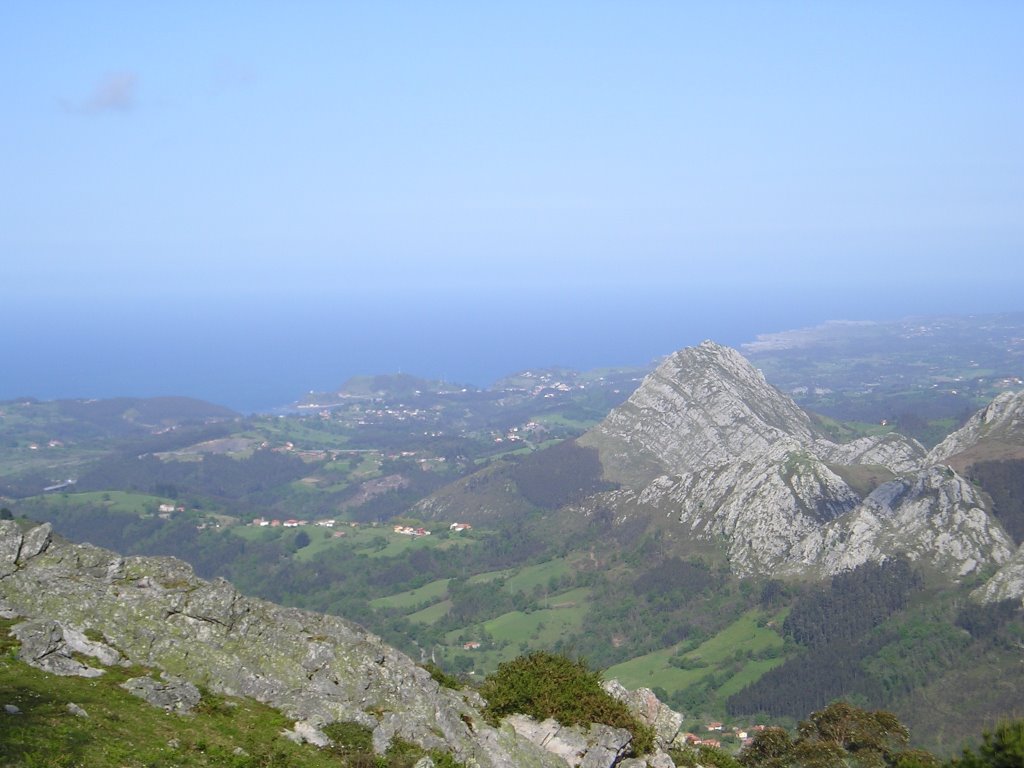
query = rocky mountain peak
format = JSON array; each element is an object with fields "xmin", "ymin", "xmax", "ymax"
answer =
[
  {"xmin": 579, "ymin": 340, "xmax": 816, "ymax": 488},
  {"xmin": 577, "ymin": 341, "xmax": 1019, "ymax": 585}
]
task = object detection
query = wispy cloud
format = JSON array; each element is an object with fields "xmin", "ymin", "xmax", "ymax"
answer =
[{"xmin": 63, "ymin": 72, "xmax": 139, "ymax": 114}]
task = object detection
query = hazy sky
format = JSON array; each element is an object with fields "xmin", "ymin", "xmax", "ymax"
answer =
[{"xmin": 2, "ymin": 3, "xmax": 1023, "ymax": 407}]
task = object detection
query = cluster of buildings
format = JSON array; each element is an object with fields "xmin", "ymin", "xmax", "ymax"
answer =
[
  {"xmin": 680, "ymin": 723, "xmax": 767, "ymax": 750},
  {"xmin": 251, "ymin": 517, "xmax": 341, "ymax": 529},
  {"xmin": 492, "ymin": 421, "xmax": 545, "ymax": 444},
  {"xmin": 394, "ymin": 525, "xmax": 431, "ymax": 537}
]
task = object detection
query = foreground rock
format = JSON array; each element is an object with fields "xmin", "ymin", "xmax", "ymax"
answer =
[
  {"xmin": 121, "ymin": 676, "xmax": 201, "ymax": 714},
  {"xmin": 0, "ymin": 520, "xmax": 563, "ymax": 768},
  {"xmin": 506, "ymin": 715, "xmax": 634, "ymax": 768},
  {"xmin": 602, "ymin": 681, "xmax": 682, "ymax": 752},
  {"xmin": 12, "ymin": 617, "xmax": 122, "ymax": 677}
]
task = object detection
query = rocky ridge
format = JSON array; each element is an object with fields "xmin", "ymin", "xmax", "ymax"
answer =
[
  {"xmin": 580, "ymin": 341, "xmax": 1020, "ymax": 586},
  {"xmin": 0, "ymin": 520, "xmax": 568, "ymax": 768},
  {"xmin": 927, "ymin": 390, "xmax": 1024, "ymax": 468},
  {"xmin": 0, "ymin": 519, "xmax": 691, "ymax": 768}
]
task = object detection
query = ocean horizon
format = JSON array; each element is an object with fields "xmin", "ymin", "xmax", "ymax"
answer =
[{"xmin": 3, "ymin": 289, "xmax": 1014, "ymax": 413}]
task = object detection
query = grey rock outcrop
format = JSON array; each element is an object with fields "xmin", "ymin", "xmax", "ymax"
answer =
[
  {"xmin": 602, "ymin": 680, "xmax": 682, "ymax": 751},
  {"xmin": 0, "ymin": 520, "xmax": 564, "ymax": 768},
  {"xmin": 11, "ymin": 618, "xmax": 122, "ymax": 677},
  {"xmin": 282, "ymin": 720, "xmax": 332, "ymax": 747},
  {"xmin": 923, "ymin": 389, "xmax": 1024, "ymax": 601},
  {"xmin": 579, "ymin": 342, "xmax": 819, "ymax": 488},
  {"xmin": 787, "ymin": 466, "xmax": 1014, "ymax": 578},
  {"xmin": 578, "ymin": 341, "xmax": 1015, "ymax": 582},
  {"xmin": 814, "ymin": 433, "xmax": 925, "ymax": 475},
  {"xmin": 121, "ymin": 676, "xmax": 201, "ymax": 714},
  {"xmin": 619, "ymin": 753, "xmax": 676, "ymax": 768},
  {"xmin": 973, "ymin": 546, "xmax": 1024, "ymax": 604},
  {"xmin": 0, "ymin": 521, "xmax": 52, "ymax": 578},
  {"xmin": 928, "ymin": 390, "xmax": 1024, "ymax": 467},
  {"xmin": 505, "ymin": 714, "xmax": 634, "ymax": 768}
]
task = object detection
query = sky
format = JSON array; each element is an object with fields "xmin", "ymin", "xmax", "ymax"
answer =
[{"xmin": 2, "ymin": 2, "xmax": 1023, "ymax": 410}]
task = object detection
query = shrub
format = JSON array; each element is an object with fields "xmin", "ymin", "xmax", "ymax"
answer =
[
  {"xmin": 951, "ymin": 720, "xmax": 1024, "ymax": 768},
  {"xmin": 421, "ymin": 661, "xmax": 463, "ymax": 690},
  {"xmin": 479, "ymin": 651, "xmax": 654, "ymax": 755}
]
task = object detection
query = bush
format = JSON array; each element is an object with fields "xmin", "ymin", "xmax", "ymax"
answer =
[
  {"xmin": 421, "ymin": 661, "xmax": 463, "ymax": 690},
  {"xmin": 951, "ymin": 720, "xmax": 1024, "ymax": 768},
  {"xmin": 479, "ymin": 651, "xmax": 654, "ymax": 755}
]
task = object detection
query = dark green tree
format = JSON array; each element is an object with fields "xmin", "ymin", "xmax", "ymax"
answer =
[
  {"xmin": 739, "ymin": 702, "xmax": 918, "ymax": 768},
  {"xmin": 738, "ymin": 727, "xmax": 794, "ymax": 768},
  {"xmin": 951, "ymin": 720, "xmax": 1024, "ymax": 768}
]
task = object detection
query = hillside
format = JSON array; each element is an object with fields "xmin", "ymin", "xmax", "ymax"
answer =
[{"xmin": 0, "ymin": 519, "xmax": 569, "ymax": 768}]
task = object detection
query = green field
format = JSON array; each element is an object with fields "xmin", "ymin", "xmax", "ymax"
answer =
[
  {"xmin": 371, "ymin": 578, "xmax": 452, "ymax": 610},
  {"xmin": 505, "ymin": 558, "xmax": 573, "ymax": 592},
  {"xmin": 532, "ymin": 413, "xmax": 601, "ymax": 430},
  {"xmin": 465, "ymin": 557, "xmax": 574, "ymax": 594},
  {"xmin": 407, "ymin": 599, "xmax": 452, "ymax": 624},
  {"xmin": 293, "ymin": 529, "xmax": 350, "ymax": 561},
  {"xmin": 231, "ymin": 523, "xmax": 478, "ymax": 563},
  {"xmin": 27, "ymin": 490, "xmax": 176, "ymax": 516},
  {"xmin": 371, "ymin": 554, "xmax": 576, "ymax": 616},
  {"xmin": 437, "ymin": 586, "xmax": 593, "ymax": 673},
  {"xmin": 606, "ymin": 609, "xmax": 788, "ymax": 695}
]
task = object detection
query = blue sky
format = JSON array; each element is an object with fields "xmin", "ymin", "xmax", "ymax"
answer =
[{"xmin": 2, "ymin": 3, "xmax": 1023, "ymax": 408}]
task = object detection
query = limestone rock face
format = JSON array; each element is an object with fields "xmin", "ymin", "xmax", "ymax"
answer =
[
  {"xmin": 973, "ymin": 546, "xmax": 1024, "ymax": 604},
  {"xmin": 600, "ymin": 679, "xmax": 683, "ymax": 767},
  {"xmin": 578, "ymin": 341, "xmax": 1016, "ymax": 583},
  {"xmin": 11, "ymin": 618, "xmax": 121, "ymax": 677},
  {"xmin": 0, "ymin": 520, "xmax": 563, "ymax": 768},
  {"xmin": 639, "ymin": 441, "xmax": 863, "ymax": 575},
  {"xmin": 0, "ymin": 521, "xmax": 52, "ymax": 578},
  {"xmin": 579, "ymin": 341, "xmax": 818, "ymax": 488},
  {"xmin": 505, "ymin": 714, "xmax": 634, "ymax": 768},
  {"xmin": 602, "ymin": 680, "xmax": 682, "ymax": 752},
  {"xmin": 814, "ymin": 433, "xmax": 925, "ymax": 475},
  {"xmin": 928, "ymin": 390, "xmax": 1024, "ymax": 467},
  {"xmin": 121, "ymin": 676, "xmax": 202, "ymax": 714},
  {"xmin": 787, "ymin": 466, "xmax": 1015, "ymax": 578}
]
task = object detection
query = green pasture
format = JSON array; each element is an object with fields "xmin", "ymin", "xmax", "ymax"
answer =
[
  {"xmin": 407, "ymin": 600, "xmax": 452, "ymax": 624},
  {"xmin": 371, "ymin": 578, "xmax": 452, "ymax": 610},
  {"xmin": 606, "ymin": 609, "xmax": 788, "ymax": 693},
  {"xmin": 28, "ymin": 490, "xmax": 175, "ymax": 516},
  {"xmin": 505, "ymin": 558, "xmax": 573, "ymax": 592},
  {"xmin": 438, "ymin": 587, "xmax": 593, "ymax": 673}
]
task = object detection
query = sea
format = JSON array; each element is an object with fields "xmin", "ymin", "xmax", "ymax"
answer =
[{"xmin": 0, "ymin": 287, "xmax": 1001, "ymax": 414}]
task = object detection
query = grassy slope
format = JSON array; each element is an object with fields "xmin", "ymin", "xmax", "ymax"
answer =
[
  {"xmin": 371, "ymin": 579, "xmax": 452, "ymax": 610},
  {"xmin": 21, "ymin": 490, "xmax": 177, "ymax": 516},
  {"xmin": 605, "ymin": 610, "xmax": 789, "ymax": 707},
  {"xmin": 0, "ymin": 621, "xmax": 342, "ymax": 768}
]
